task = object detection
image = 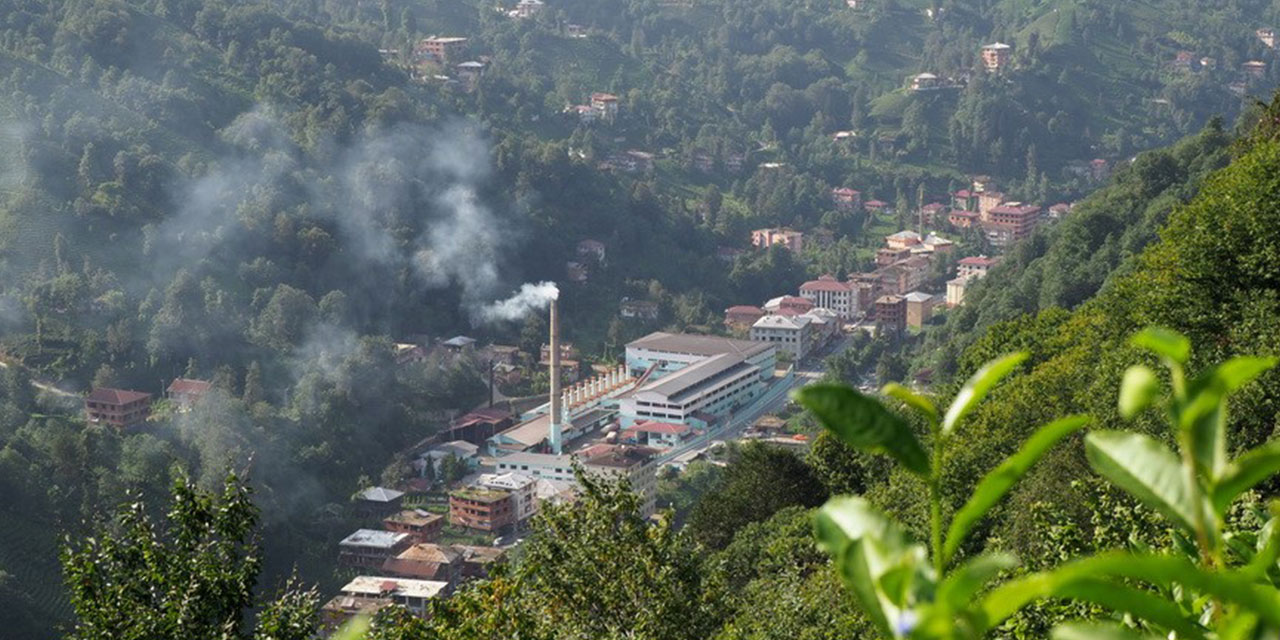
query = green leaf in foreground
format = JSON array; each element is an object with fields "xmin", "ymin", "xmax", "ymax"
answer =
[
  {"xmin": 942, "ymin": 352, "xmax": 1027, "ymax": 435},
  {"xmin": 814, "ymin": 497, "xmax": 906, "ymax": 638},
  {"xmin": 1085, "ymin": 430, "xmax": 1202, "ymax": 534},
  {"xmin": 1119, "ymin": 365, "xmax": 1160, "ymax": 419},
  {"xmin": 795, "ymin": 384, "xmax": 929, "ymax": 476},
  {"xmin": 1212, "ymin": 440, "xmax": 1280, "ymax": 515},
  {"xmin": 944, "ymin": 415, "xmax": 1089, "ymax": 564},
  {"xmin": 1052, "ymin": 622, "xmax": 1165, "ymax": 640},
  {"xmin": 1131, "ymin": 327, "xmax": 1191, "ymax": 365},
  {"xmin": 881, "ymin": 382, "xmax": 939, "ymax": 428}
]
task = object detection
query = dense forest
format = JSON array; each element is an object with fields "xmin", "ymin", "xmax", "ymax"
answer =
[{"xmin": 1, "ymin": 0, "xmax": 1280, "ymax": 637}]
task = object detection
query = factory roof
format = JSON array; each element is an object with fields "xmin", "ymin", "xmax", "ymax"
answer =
[
  {"xmin": 340, "ymin": 529, "xmax": 411, "ymax": 550},
  {"xmin": 496, "ymin": 413, "xmax": 557, "ymax": 448},
  {"xmin": 637, "ymin": 353, "xmax": 755, "ymax": 402},
  {"xmin": 627, "ymin": 332, "xmax": 771, "ymax": 359},
  {"xmin": 340, "ymin": 576, "xmax": 449, "ymax": 600},
  {"xmin": 426, "ymin": 440, "xmax": 480, "ymax": 459},
  {"xmin": 495, "ymin": 451, "xmax": 571, "ymax": 469}
]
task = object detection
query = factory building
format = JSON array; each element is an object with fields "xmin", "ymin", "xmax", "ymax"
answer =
[
  {"xmin": 619, "ymin": 332, "xmax": 776, "ymax": 428},
  {"xmin": 624, "ymin": 332, "xmax": 775, "ymax": 381}
]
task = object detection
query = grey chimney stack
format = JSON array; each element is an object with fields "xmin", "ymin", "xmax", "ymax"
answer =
[{"xmin": 548, "ymin": 298, "xmax": 563, "ymax": 454}]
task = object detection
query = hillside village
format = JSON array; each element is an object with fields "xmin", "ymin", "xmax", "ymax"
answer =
[{"xmin": 6, "ymin": 0, "xmax": 1280, "ymax": 637}]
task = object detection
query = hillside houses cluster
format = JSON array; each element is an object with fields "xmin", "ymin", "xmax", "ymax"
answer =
[{"xmin": 407, "ymin": 36, "xmax": 487, "ymax": 89}]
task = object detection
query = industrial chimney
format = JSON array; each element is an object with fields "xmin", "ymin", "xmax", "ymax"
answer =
[{"xmin": 548, "ymin": 297, "xmax": 563, "ymax": 454}]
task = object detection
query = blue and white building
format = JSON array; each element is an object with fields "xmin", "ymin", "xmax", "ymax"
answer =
[{"xmin": 619, "ymin": 332, "xmax": 777, "ymax": 428}]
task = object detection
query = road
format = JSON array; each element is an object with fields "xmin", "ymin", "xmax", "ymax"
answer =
[{"xmin": 0, "ymin": 359, "xmax": 77, "ymax": 399}]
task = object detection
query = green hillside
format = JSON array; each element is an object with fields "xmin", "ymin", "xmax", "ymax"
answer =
[{"xmin": 0, "ymin": 0, "xmax": 1279, "ymax": 638}]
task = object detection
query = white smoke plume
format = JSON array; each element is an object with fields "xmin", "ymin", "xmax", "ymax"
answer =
[{"xmin": 476, "ymin": 281, "xmax": 559, "ymax": 322}]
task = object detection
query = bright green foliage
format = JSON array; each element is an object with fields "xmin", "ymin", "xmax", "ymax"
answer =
[
  {"xmin": 794, "ymin": 385, "xmax": 929, "ymax": 477},
  {"xmin": 61, "ymin": 473, "xmax": 317, "ymax": 640},
  {"xmin": 795, "ymin": 351, "xmax": 1090, "ymax": 638},
  {"xmin": 798, "ymin": 330, "xmax": 1280, "ymax": 638},
  {"xmin": 377, "ymin": 470, "xmax": 718, "ymax": 640}
]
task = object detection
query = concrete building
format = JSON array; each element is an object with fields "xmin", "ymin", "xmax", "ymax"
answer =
[
  {"xmin": 875, "ymin": 295, "xmax": 907, "ymax": 335},
  {"xmin": 625, "ymin": 332, "xmax": 776, "ymax": 381},
  {"xmin": 910, "ymin": 72, "xmax": 940, "ymax": 91},
  {"xmin": 590, "ymin": 92, "xmax": 619, "ymax": 120},
  {"xmin": 339, "ymin": 529, "xmax": 413, "ymax": 568},
  {"xmin": 165, "ymin": 378, "xmax": 210, "ymax": 412},
  {"xmin": 415, "ymin": 37, "xmax": 468, "ymax": 65},
  {"xmin": 832, "ymin": 187, "xmax": 861, "ymax": 209},
  {"xmin": 85, "ymin": 388, "xmax": 152, "ymax": 429},
  {"xmin": 799, "ymin": 275, "xmax": 856, "ymax": 319},
  {"xmin": 449, "ymin": 487, "xmax": 516, "ymax": 533},
  {"xmin": 983, "ymin": 204, "xmax": 1040, "ymax": 247},
  {"xmin": 514, "ymin": 0, "xmax": 544, "ymax": 18},
  {"xmin": 494, "ymin": 444, "xmax": 660, "ymax": 517},
  {"xmin": 383, "ymin": 510, "xmax": 444, "ymax": 544},
  {"xmin": 750, "ymin": 314, "xmax": 813, "ymax": 360},
  {"xmin": 904, "ymin": 292, "xmax": 938, "ymax": 328},
  {"xmin": 948, "ymin": 210, "xmax": 979, "ymax": 228},
  {"xmin": 947, "ymin": 276, "xmax": 973, "ymax": 308},
  {"xmin": 764, "ymin": 295, "xmax": 815, "ymax": 316},
  {"xmin": 477, "ymin": 472, "xmax": 538, "ymax": 524},
  {"xmin": 355, "ymin": 486, "xmax": 406, "ymax": 518},
  {"xmin": 321, "ymin": 576, "xmax": 448, "ymax": 627},
  {"xmin": 957, "ymin": 255, "xmax": 999, "ymax": 279},
  {"xmin": 982, "ymin": 42, "xmax": 1012, "ymax": 71},
  {"xmin": 621, "ymin": 352, "xmax": 769, "ymax": 426},
  {"xmin": 886, "ymin": 230, "xmax": 922, "ymax": 250},
  {"xmin": 751, "ymin": 228, "xmax": 804, "ymax": 253},
  {"xmin": 977, "ymin": 191, "xmax": 1006, "ymax": 216},
  {"xmin": 381, "ymin": 543, "xmax": 463, "ymax": 584},
  {"xmin": 724, "ymin": 305, "xmax": 766, "ymax": 329},
  {"xmin": 621, "ymin": 421, "xmax": 697, "ymax": 450},
  {"xmin": 877, "ymin": 246, "xmax": 913, "ymax": 267}
]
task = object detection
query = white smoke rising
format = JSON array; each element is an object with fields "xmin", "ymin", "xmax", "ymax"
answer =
[
  {"xmin": 476, "ymin": 281, "xmax": 559, "ymax": 322},
  {"xmin": 149, "ymin": 106, "xmax": 552, "ymax": 333}
]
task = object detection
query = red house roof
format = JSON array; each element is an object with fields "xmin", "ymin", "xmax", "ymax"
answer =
[
  {"xmin": 988, "ymin": 204, "xmax": 1040, "ymax": 216},
  {"xmin": 800, "ymin": 275, "xmax": 852, "ymax": 293},
  {"xmin": 958, "ymin": 256, "xmax": 999, "ymax": 267},
  {"xmin": 954, "ymin": 189, "xmax": 974, "ymax": 198},
  {"xmin": 630, "ymin": 421, "xmax": 692, "ymax": 435},
  {"xmin": 87, "ymin": 388, "xmax": 152, "ymax": 405},
  {"xmin": 865, "ymin": 199, "xmax": 888, "ymax": 208},
  {"xmin": 591, "ymin": 92, "xmax": 619, "ymax": 102},
  {"xmin": 166, "ymin": 378, "xmax": 211, "ymax": 395},
  {"xmin": 726, "ymin": 305, "xmax": 764, "ymax": 314}
]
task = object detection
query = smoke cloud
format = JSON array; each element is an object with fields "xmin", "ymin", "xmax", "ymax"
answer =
[
  {"xmin": 138, "ymin": 105, "xmax": 549, "ymax": 354},
  {"xmin": 476, "ymin": 281, "xmax": 559, "ymax": 322}
]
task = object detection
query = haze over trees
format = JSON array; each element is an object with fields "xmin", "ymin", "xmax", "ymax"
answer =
[{"xmin": 0, "ymin": 0, "xmax": 1278, "ymax": 637}]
